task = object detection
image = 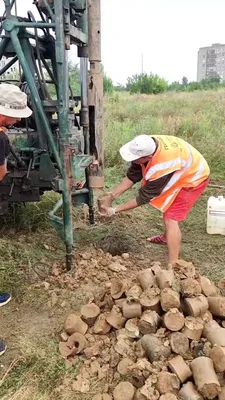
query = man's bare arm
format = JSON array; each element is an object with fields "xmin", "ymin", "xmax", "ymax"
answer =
[
  {"xmin": 101, "ymin": 198, "xmax": 139, "ymax": 217},
  {"xmin": 102, "ymin": 173, "xmax": 176, "ymax": 217},
  {"xmin": 115, "ymin": 198, "xmax": 138, "ymax": 212},
  {"xmin": 110, "ymin": 177, "xmax": 134, "ymax": 199}
]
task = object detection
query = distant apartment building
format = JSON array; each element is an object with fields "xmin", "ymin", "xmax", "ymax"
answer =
[
  {"xmin": 0, "ymin": 56, "xmax": 19, "ymax": 79},
  {"xmin": 197, "ymin": 43, "xmax": 225, "ymax": 81}
]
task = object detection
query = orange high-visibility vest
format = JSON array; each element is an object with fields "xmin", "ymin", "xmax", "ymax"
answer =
[{"xmin": 141, "ymin": 135, "xmax": 210, "ymax": 212}]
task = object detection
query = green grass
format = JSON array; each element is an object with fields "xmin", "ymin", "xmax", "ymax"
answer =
[
  {"xmin": 0, "ymin": 192, "xmax": 64, "ymax": 295},
  {"xmin": 1, "ymin": 90, "xmax": 225, "ymax": 399},
  {"xmin": 105, "ymin": 90, "xmax": 225, "ymax": 181},
  {"xmin": 0, "ymin": 337, "xmax": 82, "ymax": 400}
]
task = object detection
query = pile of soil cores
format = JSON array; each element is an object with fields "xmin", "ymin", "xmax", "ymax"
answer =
[{"xmin": 58, "ymin": 256, "xmax": 225, "ymax": 400}]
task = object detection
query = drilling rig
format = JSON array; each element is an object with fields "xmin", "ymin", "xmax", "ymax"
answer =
[{"xmin": 0, "ymin": 0, "xmax": 104, "ymax": 269}]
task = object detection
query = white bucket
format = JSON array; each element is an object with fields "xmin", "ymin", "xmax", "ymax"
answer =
[{"xmin": 207, "ymin": 195, "xmax": 225, "ymax": 235}]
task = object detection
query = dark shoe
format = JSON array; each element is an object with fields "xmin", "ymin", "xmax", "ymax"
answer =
[
  {"xmin": 0, "ymin": 341, "xmax": 7, "ymax": 356},
  {"xmin": 0, "ymin": 293, "xmax": 11, "ymax": 307}
]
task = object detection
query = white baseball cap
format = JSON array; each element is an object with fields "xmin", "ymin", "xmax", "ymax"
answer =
[
  {"xmin": 0, "ymin": 83, "xmax": 32, "ymax": 119},
  {"xmin": 119, "ymin": 135, "xmax": 157, "ymax": 162}
]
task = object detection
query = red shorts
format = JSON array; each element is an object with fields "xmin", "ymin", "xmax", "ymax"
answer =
[{"xmin": 163, "ymin": 178, "xmax": 209, "ymax": 222}]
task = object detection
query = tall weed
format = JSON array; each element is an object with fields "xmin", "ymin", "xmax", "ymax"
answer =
[{"xmin": 104, "ymin": 91, "xmax": 225, "ymax": 180}]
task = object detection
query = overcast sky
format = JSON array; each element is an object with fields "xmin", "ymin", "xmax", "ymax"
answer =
[{"xmin": 1, "ymin": 0, "xmax": 225, "ymax": 84}]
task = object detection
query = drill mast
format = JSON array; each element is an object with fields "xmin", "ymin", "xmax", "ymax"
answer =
[{"xmin": 0, "ymin": 0, "xmax": 104, "ymax": 269}]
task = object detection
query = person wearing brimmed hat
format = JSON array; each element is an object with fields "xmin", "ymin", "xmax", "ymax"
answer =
[
  {"xmin": 99, "ymin": 134, "xmax": 210, "ymax": 265},
  {"xmin": 0, "ymin": 83, "xmax": 32, "ymax": 182},
  {"xmin": 0, "ymin": 83, "xmax": 32, "ymax": 356}
]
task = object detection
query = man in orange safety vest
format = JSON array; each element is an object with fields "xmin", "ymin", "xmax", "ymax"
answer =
[{"xmin": 100, "ymin": 134, "xmax": 210, "ymax": 264}]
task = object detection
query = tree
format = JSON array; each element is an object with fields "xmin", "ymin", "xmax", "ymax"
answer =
[
  {"xmin": 186, "ymin": 81, "xmax": 202, "ymax": 91},
  {"xmin": 126, "ymin": 73, "xmax": 168, "ymax": 95},
  {"xmin": 182, "ymin": 76, "xmax": 188, "ymax": 86},
  {"xmin": 114, "ymin": 83, "xmax": 126, "ymax": 92},
  {"xmin": 68, "ymin": 61, "xmax": 80, "ymax": 96},
  {"xmin": 103, "ymin": 74, "xmax": 114, "ymax": 94},
  {"xmin": 100, "ymin": 64, "xmax": 114, "ymax": 94},
  {"xmin": 168, "ymin": 81, "xmax": 182, "ymax": 91},
  {"xmin": 45, "ymin": 60, "xmax": 80, "ymax": 98}
]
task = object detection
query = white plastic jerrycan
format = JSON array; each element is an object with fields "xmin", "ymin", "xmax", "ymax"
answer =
[{"xmin": 207, "ymin": 195, "xmax": 225, "ymax": 235}]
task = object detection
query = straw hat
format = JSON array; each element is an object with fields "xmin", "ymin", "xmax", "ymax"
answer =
[{"xmin": 0, "ymin": 83, "xmax": 32, "ymax": 118}]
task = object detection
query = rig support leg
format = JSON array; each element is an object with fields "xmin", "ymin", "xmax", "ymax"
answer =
[
  {"xmin": 78, "ymin": 1, "xmax": 95, "ymax": 224},
  {"xmin": 66, "ymin": 245, "xmax": 73, "ymax": 269},
  {"xmin": 88, "ymin": 0, "xmax": 104, "ymax": 190},
  {"xmin": 54, "ymin": 0, "xmax": 73, "ymax": 270}
]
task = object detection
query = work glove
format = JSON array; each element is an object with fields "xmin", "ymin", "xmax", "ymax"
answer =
[
  {"xmin": 105, "ymin": 207, "xmax": 116, "ymax": 217},
  {"xmin": 99, "ymin": 206, "xmax": 116, "ymax": 217}
]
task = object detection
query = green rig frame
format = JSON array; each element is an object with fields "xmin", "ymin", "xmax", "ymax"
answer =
[{"xmin": 0, "ymin": 0, "xmax": 104, "ymax": 269}]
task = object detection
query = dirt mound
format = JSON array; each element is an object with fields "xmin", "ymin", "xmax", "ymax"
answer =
[
  {"xmin": 99, "ymin": 233, "xmax": 137, "ymax": 256},
  {"xmin": 48, "ymin": 247, "xmax": 140, "ymax": 290}
]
